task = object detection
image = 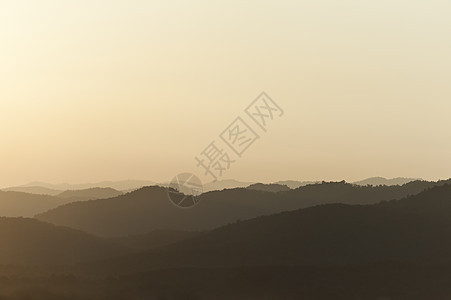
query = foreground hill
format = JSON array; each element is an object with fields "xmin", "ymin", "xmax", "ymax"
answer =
[
  {"xmin": 36, "ymin": 180, "xmax": 451, "ymax": 237},
  {"xmin": 110, "ymin": 230, "xmax": 200, "ymax": 252},
  {"xmin": 1, "ymin": 264, "xmax": 451, "ymax": 299},
  {"xmin": 0, "ymin": 217, "xmax": 127, "ymax": 265},
  {"xmin": 84, "ymin": 183, "xmax": 451, "ymax": 274}
]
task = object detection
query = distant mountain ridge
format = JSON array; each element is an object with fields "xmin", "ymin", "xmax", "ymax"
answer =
[
  {"xmin": 0, "ymin": 188, "xmax": 123, "ymax": 218},
  {"xmin": 274, "ymin": 180, "xmax": 320, "ymax": 189},
  {"xmin": 36, "ymin": 179, "xmax": 451, "ymax": 237},
  {"xmin": 353, "ymin": 177, "xmax": 420, "ymax": 186},
  {"xmin": 5, "ymin": 177, "xmax": 422, "ymax": 195},
  {"xmin": 57, "ymin": 187, "xmax": 122, "ymax": 201},
  {"xmin": 1, "ymin": 186, "xmax": 62, "ymax": 196},
  {"xmin": 246, "ymin": 183, "xmax": 291, "ymax": 192},
  {"xmin": 202, "ymin": 179, "xmax": 255, "ymax": 192},
  {"xmin": 17, "ymin": 180, "xmax": 157, "ymax": 192}
]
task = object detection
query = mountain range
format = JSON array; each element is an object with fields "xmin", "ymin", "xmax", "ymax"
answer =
[
  {"xmin": 0, "ymin": 188, "xmax": 123, "ymax": 217},
  {"xmin": 0, "ymin": 180, "xmax": 451, "ymax": 299},
  {"xmin": 73, "ymin": 182, "xmax": 451, "ymax": 275},
  {"xmin": 35, "ymin": 179, "xmax": 450, "ymax": 237}
]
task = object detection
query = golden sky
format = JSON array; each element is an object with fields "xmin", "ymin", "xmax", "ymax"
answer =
[{"xmin": 1, "ymin": 0, "xmax": 450, "ymax": 187}]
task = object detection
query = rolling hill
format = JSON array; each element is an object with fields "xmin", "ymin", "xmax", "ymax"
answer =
[
  {"xmin": 0, "ymin": 217, "xmax": 127, "ymax": 265},
  {"xmin": 353, "ymin": 177, "xmax": 420, "ymax": 186},
  {"xmin": 0, "ymin": 191, "xmax": 71, "ymax": 217},
  {"xmin": 35, "ymin": 179, "xmax": 451, "ymax": 237},
  {"xmin": 109, "ymin": 230, "xmax": 200, "ymax": 252},
  {"xmin": 86, "ymin": 183, "xmax": 451, "ymax": 274},
  {"xmin": 57, "ymin": 187, "xmax": 122, "ymax": 201},
  {"xmin": 1, "ymin": 186, "xmax": 62, "ymax": 196},
  {"xmin": 246, "ymin": 183, "xmax": 291, "ymax": 192},
  {"xmin": 17, "ymin": 180, "xmax": 156, "ymax": 192}
]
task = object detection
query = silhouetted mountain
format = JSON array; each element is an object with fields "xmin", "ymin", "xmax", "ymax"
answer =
[
  {"xmin": 0, "ymin": 191, "xmax": 74, "ymax": 217},
  {"xmin": 57, "ymin": 187, "xmax": 122, "ymax": 201},
  {"xmin": 35, "ymin": 179, "xmax": 451, "ymax": 237},
  {"xmin": 3, "ymin": 184, "xmax": 451, "ymax": 299},
  {"xmin": 19, "ymin": 180, "xmax": 156, "ymax": 192},
  {"xmin": 87, "ymin": 183, "xmax": 451, "ymax": 274},
  {"xmin": 1, "ymin": 186, "xmax": 62, "ymax": 196},
  {"xmin": 353, "ymin": 176, "xmax": 420, "ymax": 186},
  {"xmin": 203, "ymin": 179, "xmax": 254, "ymax": 192},
  {"xmin": 0, "ymin": 217, "xmax": 127, "ymax": 265},
  {"xmin": 247, "ymin": 183, "xmax": 291, "ymax": 192},
  {"xmin": 274, "ymin": 180, "xmax": 319, "ymax": 189}
]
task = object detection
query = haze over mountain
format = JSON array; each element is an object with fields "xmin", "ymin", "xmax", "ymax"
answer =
[
  {"xmin": 1, "ymin": 186, "xmax": 62, "ymax": 196},
  {"xmin": 353, "ymin": 177, "xmax": 420, "ymax": 186},
  {"xmin": 202, "ymin": 179, "xmax": 255, "ymax": 192},
  {"xmin": 35, "ymin": 179, "xmax": 451, "ymax": 237},
  {"xmin": 0, "ymin": 191, "xmax": 72, "ymax": 217},
  {"xmin": 57, "ymin": 187, "xmax": 122, "ymax": 201},
  {"xmin": 273, "ymin": 180, "xmax": 320, "ymax": 189},
  {"xmin": 16, "ymin": 180, "xmax": 156, "ymax": 192},
  {"xmin": 0, "ymin": 188, "xmax": 124, "ymax": 218}
]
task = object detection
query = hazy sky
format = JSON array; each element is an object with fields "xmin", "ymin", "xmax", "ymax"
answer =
[{"xmin": 1, "ymin": 0, "xmax": 450, "ymax": 187}]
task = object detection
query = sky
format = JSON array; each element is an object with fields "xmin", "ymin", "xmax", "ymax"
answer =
[{"xmin": 1, "ymin": 0, "xmax": 450, "ymax": 187}]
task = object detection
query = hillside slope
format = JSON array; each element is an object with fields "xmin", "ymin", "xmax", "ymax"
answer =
[
  {"xmin": 0, "ymin": 217, "xmax": 127, "ymax": 265},
  {"xmin": 85, "ymin": 183, "xmax": 451, "ymax": 274},
  {"xmin": 36, "ymin": 180, "xmax": 451, "ymax": 237}
]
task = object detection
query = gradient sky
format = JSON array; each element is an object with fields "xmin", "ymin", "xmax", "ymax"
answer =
[{"xmin": 1, "ymin": 0, "xmax": 450, "ymax": 187}]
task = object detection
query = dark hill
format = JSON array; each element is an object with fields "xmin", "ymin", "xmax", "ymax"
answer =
[
  {"xmin": 35, "ymin": 179, "xmax": 451, "ymax": 237},
  {"xmin": 109, "ymin": 230, "xmax": 200, "ymax": 252},
  {"xmin": 86, "ymin": 183, "xmax": 451, "ymax": 274},
  {"xmin": 0, "ymin": 217, "xmax": 127, "ymax": 265}
]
